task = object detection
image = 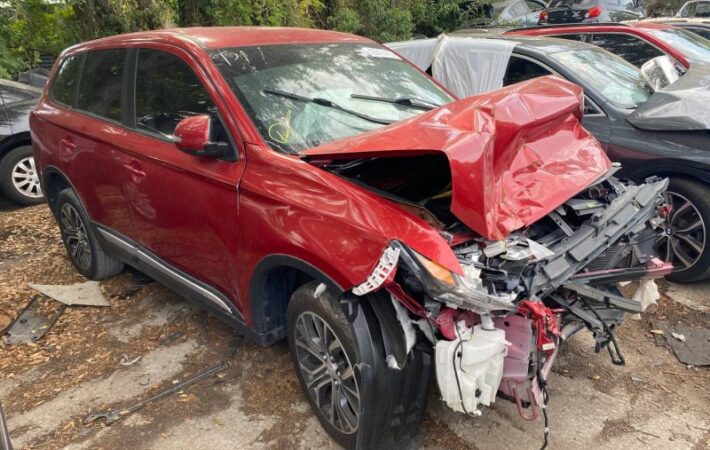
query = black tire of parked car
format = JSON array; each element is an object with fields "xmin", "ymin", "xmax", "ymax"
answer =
[
  {"xmin": 287, "ymin": 282, "xmax": 433, "ymax": 450},
  {"xmin": 56, "ymin": 188, "xmax": 124, "ymax": 280},
  {"xmin": 664, "ymin": 177, "xmax": 710, "ymax": 283},
  {"xmin": 0, "ymin": 146, "xmax": 45, "ymax": 206}
]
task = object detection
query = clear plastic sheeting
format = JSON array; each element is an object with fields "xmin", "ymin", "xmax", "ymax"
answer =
[
  {"xmin": 386, "ymin": 36, "xmax": 517, "ymax": 98},
  {"xmin": 432, "ymin": 36, "xmax": 516, "ymax": 98},
  {"xmin": 386, "ymin": 38, "xmax": 439, "ymax": 72}
]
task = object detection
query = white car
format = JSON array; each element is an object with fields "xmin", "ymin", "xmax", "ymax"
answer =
[{"xmin": 677, "ymin": 0, "xmax": 710, "ymax": 18}]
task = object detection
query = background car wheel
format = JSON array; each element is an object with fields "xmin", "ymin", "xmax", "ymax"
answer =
[
  {"xmin": 287, "ymin": 282, "xmax": 433, "ymax": 450},
  {"xmin": 0, "ymin": 146, "xmax": 45, "ymax": 206},
  {"xmin": 657, "ymin": 178, "xmax": 710, "ymax": 283},
  {"xmin": 56, "ymin": 188, "xmax": 124, "ymax": 280}
]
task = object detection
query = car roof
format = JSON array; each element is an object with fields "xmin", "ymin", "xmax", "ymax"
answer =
[
  {"xmin": 451, "ymin": 32, "xmax": 597, "ymax": 53},
  {"xmin": 508, "ymin": 22, "xmax": 676, "ymax": 33},
  {"xmin": 69, "ymin": 26, "xmax": 370, "ymax": 52},
  {"xmin": 634, "ymin": 18, "xmax": 710, "ymax": 26}
]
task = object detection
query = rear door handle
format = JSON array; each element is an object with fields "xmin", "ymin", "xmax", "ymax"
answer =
[{"xmin": 60, "ymin": 138, "xmax": 76, "ymax": 153}]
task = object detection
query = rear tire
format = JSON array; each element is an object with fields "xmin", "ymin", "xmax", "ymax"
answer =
[
  {"xmin": 56, "ymin": 189, "xmax": 124, "ymax": 280},
  {"xmin": 0, "ymin": 146, "xmax": 45, "ymax": 206},
  {"xmin": 287, "ymin": 283, "xmax": 432, "ymax": 450},
  {"xmin": 659, "ymin": 178, "xmax": 710, "ymax": 283}
]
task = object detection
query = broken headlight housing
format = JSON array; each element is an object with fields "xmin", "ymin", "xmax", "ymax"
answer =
[{"xmin": 393, "ymin": 242, "xmax": 517, "ymax": 314}]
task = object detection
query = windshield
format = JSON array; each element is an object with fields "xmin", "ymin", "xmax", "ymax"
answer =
[
  {"xmin": 210, "ymin": 43, "xmax": 452, "ymax": 154},
  {"xmin": 550, "ymin": 48, "xmax": 651, "ymax": 108},
  {"xmin": 646, "ymin": 28, "xmax": 710, "ymax": 62}
]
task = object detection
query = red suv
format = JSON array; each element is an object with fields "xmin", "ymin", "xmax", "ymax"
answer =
[{"xmin": 31, "ymin": 27, "xmax": 671, "ymax": 449}]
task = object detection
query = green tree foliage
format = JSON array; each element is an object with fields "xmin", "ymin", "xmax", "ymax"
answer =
[{"xmin": 0, "ymin": 0, "xmax": 490, "ymax": 79}]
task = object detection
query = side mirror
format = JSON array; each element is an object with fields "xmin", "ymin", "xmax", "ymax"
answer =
[
  {"xmin": 173, "ymin": 114, "xmax": 228, "ymax": 158},
  {"xmin": 639, "ymin": 55, "xmax": 680, "ymax": 92}
]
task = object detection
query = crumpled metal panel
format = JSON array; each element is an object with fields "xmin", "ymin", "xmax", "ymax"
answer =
[
  {"xmin": 304, "ymin": 76, "xmax": 611, "ymax": 240},
  {"xmin": 628, "ymin": 63, "xmax": 710, "ymax": 131}
]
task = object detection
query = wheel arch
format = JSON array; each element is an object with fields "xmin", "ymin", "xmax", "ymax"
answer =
[
  {"xmin": 625, "ymin": 160, "xmax": 710, "ymax": 186},
  {"xmin": 41, "ymin": 166, "xmax": 76, "ymax": 216},
  {"xmin": 0, "ymin": 131, "xmax": 32, "ymax": 160},
  {"xmin": 248, "ymin": 254, "xmax": 345, "ymax": 345}
]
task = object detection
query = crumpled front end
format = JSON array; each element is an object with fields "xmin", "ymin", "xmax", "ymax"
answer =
[
  {"xmin": 307, "ymin": 76, "xmax": 672, "ymax": 425},
  {"xmin": 351, "ymin": 168, "xmax": 671, "ymax": 420}
]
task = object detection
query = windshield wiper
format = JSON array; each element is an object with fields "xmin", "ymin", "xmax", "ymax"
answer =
[
  {"xmin": 350, "ymin": 94, "xmax": 440, "ymax": 111},
  {"xmin": 262, "ymin": 88, "xmax": 394, "ymax": 125}
]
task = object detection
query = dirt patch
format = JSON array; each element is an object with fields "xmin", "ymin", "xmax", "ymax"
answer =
[{"xmin": 423, "ymin": 416, "xmax": 479, "ymax": 450}]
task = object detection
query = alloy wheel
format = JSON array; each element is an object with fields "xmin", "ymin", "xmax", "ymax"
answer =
[
  {"xmin": 60, "ymin": 204, "xmax": 92, "ymax": 271},
  {"xmin": 11, "ymin": 156, "xmax": 43, "ymax": 199},
  {"xmin": 293, "ymin": 311, "xmax": 360, "ymax": 434},
  {"xmin": 656, "ymin": 191, "xmax": 706, "ymax": 272}
]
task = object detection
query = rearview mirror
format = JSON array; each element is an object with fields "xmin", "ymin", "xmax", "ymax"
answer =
[
  {"xmin": 639, "ymin": 55, "xmax": 680, "ymax": 92},
  {"xmin": 173, "ymin": 114, "xmax": 228, "ymax": 158}
]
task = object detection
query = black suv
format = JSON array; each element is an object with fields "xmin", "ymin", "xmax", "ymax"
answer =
[
  {"xmin": 540, "ymin": 0, "xmax": 645, "ymax": 24},
  {"xmin": 0, "ymin": 79, "xmax": 43, "ymax": 205}
]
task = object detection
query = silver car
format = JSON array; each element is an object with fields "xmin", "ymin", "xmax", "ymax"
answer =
[
  {"xmin": 676, "ymin": 1, "xmax": 710, "ymax": 18},
  {"xmin": 491, "ymin": 0, "xmax": 548, "ymax": 26}
]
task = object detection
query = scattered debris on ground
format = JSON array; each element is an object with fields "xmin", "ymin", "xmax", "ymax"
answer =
[
  {"xmin": 28, "ymin": 281, "xmax": 110, "ymax": 307},
  {"xmin": 3, "ymin": 295, "xmax": 64, "ymax": 344}
]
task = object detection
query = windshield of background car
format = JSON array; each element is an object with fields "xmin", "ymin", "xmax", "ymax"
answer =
[
  {"xmin": 550, "ymin": 47, "xmax": 651, "ymax": 108},
  {"xmin": 548, "ymin": 0, "xmax": 597, "ymax": 7},
  {"xmin": 210, "ymin": 43, "xmax": 453, "ymax": 154},
  {"xmin": 646, "ymin": 27, "xmax": 710, "ymax": 61}
]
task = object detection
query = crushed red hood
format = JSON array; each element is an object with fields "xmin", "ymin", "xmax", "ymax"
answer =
[{"xmin": 303, "ymin": 76, "xmax": 612, "ymax": 240}]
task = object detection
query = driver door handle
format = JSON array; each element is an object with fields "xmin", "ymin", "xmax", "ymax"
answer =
[{"xmin": 123, "ymin": 161, "xmax": 146, "ymax": 178}]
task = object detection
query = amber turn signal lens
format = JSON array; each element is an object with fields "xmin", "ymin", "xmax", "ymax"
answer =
[{"xmin": 415, "ymin": 253, "xmax": 456, "ymax": 286}]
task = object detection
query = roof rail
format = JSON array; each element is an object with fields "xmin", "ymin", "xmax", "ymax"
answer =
[{"xmin": 507, "ymin": 22, "xmax": 629, "ymax": 33}]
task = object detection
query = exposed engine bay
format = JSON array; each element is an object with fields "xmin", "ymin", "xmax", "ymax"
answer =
[{"xmin": 320, "ymin": 156, "xmax": 672, "ymax": 425}]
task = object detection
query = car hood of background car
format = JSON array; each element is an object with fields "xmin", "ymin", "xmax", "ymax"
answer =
[
  {"xmin": 628, "ymin": 63, "xmax": 710, "ymax": 131},
  {"xmin": 303, "ymin": 76, "xmax": 612, "ymax": 240}
]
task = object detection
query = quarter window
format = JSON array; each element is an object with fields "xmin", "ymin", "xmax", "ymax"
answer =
[
  {"xmin": 77, "ymin": 49, "xmax": 126, "ymax": 121},
  {"xmin": 51, "ymin": 55, "xmax": 83, "ymax": 107},
  {"xmin": 134, "ymin": 49, "xmax": 219, "ymax": 138},
  {"xmin": 503, "ymin": 56, "xmax": 552, "ymax": 86}
]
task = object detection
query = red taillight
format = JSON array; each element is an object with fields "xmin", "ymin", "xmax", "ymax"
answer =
[
  {"xmin": 586, "ymin": 5, "xmax": 602, "ymax": 18},
  {"xmin": 539, "ymin": 10, "xmax": 548, "ymax": 23}
]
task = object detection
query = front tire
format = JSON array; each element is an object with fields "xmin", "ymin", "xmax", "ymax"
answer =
[
  {"xmin": 0, "ymin": 146, "xmax": 45, "ymax": 206},
  {"xmin": 287, "ymin": 283, "xmax": 432, "ymax": 450},
  {"xmin": 56, "ymin": 189, "xmax": 124, "ymax": 280},
  {"xmin": 657, "ymin": 178, "xmax": 710, "ymax": 283}
]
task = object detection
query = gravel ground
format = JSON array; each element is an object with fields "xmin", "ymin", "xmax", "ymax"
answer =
[{"xmin": 1, "ymin": 200, "xmax": 709, "ymax": 450}]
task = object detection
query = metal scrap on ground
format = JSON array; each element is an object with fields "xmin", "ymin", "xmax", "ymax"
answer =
[
  {"xmin": 28, "ymin": 281, "xmax": 110, "ymax": 307},
  {"xmin": 3, "ymin": 296, "xmax": 64, "ymax": 345}
]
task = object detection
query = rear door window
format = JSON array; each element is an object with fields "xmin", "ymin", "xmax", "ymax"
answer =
[
  {"xmin": 51, "ymin": 55, "xmax": 83, "ymax": 107},
  {"xmin": 552, "ymin": 33, "xmax": 586, "ymax": 41},
  {"xmin": 511, "ymin": 1, "xmax": 530, "ymax": 16},
  {"xmin": 587, "ymin": 33, "xmax": 664, "ymax": 67},
  {"xmin": 134, "ymin": 49, "xmax": 228, "ymax": 143},
  {"xmin": 77, "ymin": 49, "xmax": 127, "ymax": 122},
  {"xmin": 503, "ymin": 55, "xmax": 553, "ymax": 85},
  {"xmin": 526, "ymin": 0, "xmax": 545, "ymax": 11},
  {"xmin": 696, "ymin": 2, "xmax": 710, "ymax": 16}
]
